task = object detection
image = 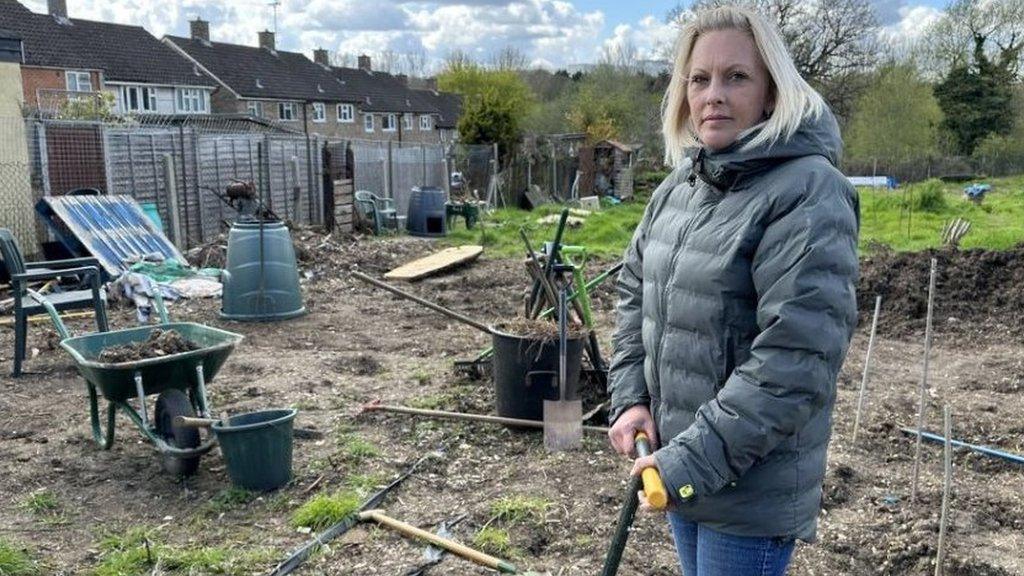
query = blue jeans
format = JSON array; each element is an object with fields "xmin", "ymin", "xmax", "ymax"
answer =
[{"xmin": 667, "ymin": 512, "xmax": 795, "ymax": 576}]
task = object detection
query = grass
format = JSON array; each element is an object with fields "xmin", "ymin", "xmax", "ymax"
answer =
[
  {"xmin": 410, "ymin": 368, "xmax": 432, "ymax": 386},
  {"xmin": 200, "ymin": 488, "xmax": 255, "ymax": 517},
  {"xmin": 345, "ymin": 472, "xmax": 387, "ymax": 492},
  {"xmin": 93, "ymin": 527, "xmax": 274, "ymax": 576},
  {"xmin": 408, "ymin": 392, "xmax": 455, "ymax": 410},
  {"xmin": 441, "ymin": 174, "xmax": 1024, "ymax": 259},
  {"xmin": 472, "ymin": 527, "xmax": 517, "ymax": 558},
  {"xmin": 22, "ymin": 491, "xmax": 59, "ymax": 515},
  {"xmin": 337, "ymin": 433, "xmax": 380, "ymax": 462},
  {"xmin": 0, "ymin": 538, "xmax": 39, "ymax": 576},
  {"xmin": 488, "ymin": 495, "xmax": 551, "ymax": 526},
  {"xmin": 290, "ymin": 490, "xmax": 362, "ymax": 531}
]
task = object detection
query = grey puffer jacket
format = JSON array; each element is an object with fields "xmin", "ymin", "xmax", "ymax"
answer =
[{"xmin": 608, "ymin": 109, "xmax": 859, "ymax": 542}]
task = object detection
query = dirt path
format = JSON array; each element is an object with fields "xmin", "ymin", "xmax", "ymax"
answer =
[{"xmin": 0, "ymin": 233, "xmax": 1021, "ymax": 575}]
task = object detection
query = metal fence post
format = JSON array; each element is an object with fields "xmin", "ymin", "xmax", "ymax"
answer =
[
  {"xmin": 386, "ymin": 140, "xmax": 393, "ymax": 200},
  {"xmin": 162, "ymin": 153, "xmax": 183, "ymax": 248}
]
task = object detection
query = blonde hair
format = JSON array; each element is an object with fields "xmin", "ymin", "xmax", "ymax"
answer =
[{"xmin": 661, "ymin": 5, "xmax": 826, "ymax": 165}]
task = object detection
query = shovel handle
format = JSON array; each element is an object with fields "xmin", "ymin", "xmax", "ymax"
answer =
[
  {"xmin": 175, "ymin": 416, "xmax": 218, "ymax": 429},
  {"xmin": 634, "ymin": 432, "xmax": 668, "ymax": 510}
]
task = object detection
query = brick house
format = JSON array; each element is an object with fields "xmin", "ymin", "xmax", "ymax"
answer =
[
  {"xmin": 165, "ymin": 23, "xmax": 353, "ymax": 135},
  {"xmin": 0, "ymin": 0, "xmax": 217, "ymax": 115}
]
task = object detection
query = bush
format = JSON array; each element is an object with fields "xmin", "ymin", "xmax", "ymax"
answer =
[{"xmin": 910, "ymin": 180, "xmax": 948, "ymax": 212}]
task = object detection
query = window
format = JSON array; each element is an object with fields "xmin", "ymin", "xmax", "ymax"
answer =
[
  {"xmin": 118, "ymin": 85, "xmax": 157, "ymax": 113},
  {"xmin": 247, "ymin": 101, "xmax": 263, "ymax": 118},
  {"xmin": 419, "ymin": 115, "xmax": 432, "ymax": 130},
  {"xmin": 312, "ymin": 102, "xmax": 326, "ymax": 123},
  {"xmin": 65, "ymin": 71, "xmax": 92, "ymax": 92},
  {"xmin": 382, "ymin": 113, "xmax": 397, "ymax": 132},
  {"xmin": 337, "ymin": 103, "xmax": 354, "ymax": 122},
  {"xmin": 278, "ymin": 102, "xmax": 297, "ymax": 121},
  {"xmin": 364, "ymin": 113, "xmax": 374, "ymax": 132},
  {"xmin": 176, "ymin": 88, "xmax": 208, "ymax": 113},
  {"xmin": 403, "ymin": 113, "xmax": 413, "ymax": 130}
]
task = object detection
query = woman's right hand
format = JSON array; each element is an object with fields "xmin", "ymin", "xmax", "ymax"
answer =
[{"xmin": 608, "ymin": 405, "xmax": 658, "ymax": 457}]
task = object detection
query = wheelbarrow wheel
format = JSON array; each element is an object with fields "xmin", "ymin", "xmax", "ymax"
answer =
[{"xmin": 155, "ymin": 389, "xmax": 201, "ymax": 477}]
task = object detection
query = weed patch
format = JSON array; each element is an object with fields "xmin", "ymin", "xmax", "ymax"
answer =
[
  {"xmin": 0, "ymin": 539, "xmax": 39, "ymax": 576},
  {"xmin": 291, "ymin": 491, "xmax": 362, "ymax": 531}
]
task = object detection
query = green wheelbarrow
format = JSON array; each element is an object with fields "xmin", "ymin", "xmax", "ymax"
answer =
[{"xmin": 29, "ymin": 288, "xmax": 243, "ymax": 476}]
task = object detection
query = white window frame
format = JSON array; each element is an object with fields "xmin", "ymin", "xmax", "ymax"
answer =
[
  {"xmin": 312, "ymin": 102, "xmax": 326, "ymax": 123},
  {"xmin": 247, "ymin": 101, "xmax": 263, "ymax": 118},
  {"xmin": 65, "ymin": 70, "xmax": 92, "ymax": 92},
  {"xmin": 176, "ymin": 88, "xmax": 208, "ymax": 113},
  {"xmin": 337, "ymin": 103, "xmax": 354, "ymax": 122},
  {"xmin": 382, "ymin": 113, "xmax": 397, "ymax": 132},
  {"xmin": 364, "ymin": 113, "xmax": 374, "ymax": 132},
  {"xmin": 118, "ymin": 85, "xmax": 157, "ymax": 114},
  {"xmin": 278, "ymin": 102, "xmax": 297, "ymax": 121},
  {"xmin": 419, "ymin": 115, "xmax": 432, "ymax": 130},
  {"xmin": 403, "ymin": 113, "xmax": 413, "ymax": 130}
]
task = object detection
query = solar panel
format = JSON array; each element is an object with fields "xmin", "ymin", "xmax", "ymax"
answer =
[{"xmin": 35, "ymin": 195, "xmax": 186, "ymax": 278}]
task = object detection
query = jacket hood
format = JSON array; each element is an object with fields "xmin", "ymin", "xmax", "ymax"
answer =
[{"xmin": 686, "ymin": 107, "xmax": 844, "ymax": 191}]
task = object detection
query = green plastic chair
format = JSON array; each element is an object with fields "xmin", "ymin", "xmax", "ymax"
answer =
[
  {"xmin": 0, "ymin": 228, "xmax": 108, "ymax": 376},
  {"xmin": 354, "ymin": 190, "xmax": 398, "ymax": 235}
]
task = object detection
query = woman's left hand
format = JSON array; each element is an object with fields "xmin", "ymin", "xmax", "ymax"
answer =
[{"xmin": 630, "ymin": 454, "xmax": 670, "ymax": 512}]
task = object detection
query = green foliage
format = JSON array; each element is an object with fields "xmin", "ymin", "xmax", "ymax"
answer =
[
  {"xmin": 336, "ymin": 432, "xmax": 380, "ymax": 462},
  {"xmin": 345, "ymin": 472, "xmax": 387, "ymax": 492},
  {"xmin": 910, "ymin": 180, "xmax": 948, "ymax": 212},
  {"xmin": 934, "ymin": 40, "xmax": 1017, "ymax": 155},
  {"xmin": 55, "ymin": 92, "xmax": 121, "ymax": 123},
  {"xmin": 291, "ymin": 491, "xmax": 362, "ymax": 531},
  {"xmin": 438, "ymin": 65, "xmax": 534, "ymax": 158},
  {"xmin": 408, "ymin": 393, "xmax": 455, "ymax": 411},
  {"xmin": 488, "ymin": 495, "xmax": 551, "ymax": 526},
  {"xmin": 472, "ymin": 527, "xmax": 517, "ymax": 558},
  {"xmin": 93, "ymin": 527, "xmax": 272, "ymax": 576},
  {"xmin": 566, "ymin": 65, "xmax": 659, "ymax": 148},
  {"xmin": 0, "ymin": 539, "xmax": 39, "ymax": 576},
  {"xmin": 201, "ymin": 488, "xmax": 255, "ymax": 516},
  {"xmin": 844, "ymin": 64, "xmax": 943, "ymax": 162}
]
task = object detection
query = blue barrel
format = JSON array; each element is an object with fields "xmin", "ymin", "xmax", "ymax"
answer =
[
  {"xmin": 221, "ymin": 220, "xmax": 306, "ymax": 321},
  {"xmin": 406, "ymin": 186, "xmax": 447, "ymax": 237}
]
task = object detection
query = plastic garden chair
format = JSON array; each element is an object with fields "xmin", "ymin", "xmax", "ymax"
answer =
[
  {"xmin": 0, "ymin": 228, "xmax": 108, "ymax": 376},
  {"xmin": 354, "ymin": 190, "xmax": 398, "ymax": 235}
]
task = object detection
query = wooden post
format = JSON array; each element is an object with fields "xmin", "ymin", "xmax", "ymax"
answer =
[
  {"xmin": 385, "ymin": 140, "xmax": 393, "ymax": 200},
  {"xmin": 162, "ymin": 153, "xmax": 183, "ymax": 248},
  {"xmin": 852, "ymin": 295, "xmax": 882, "ymax": 445},
  {"xmin": 911, "ymin": 258, "xmax": 938, "ymax": 502},
  {"xmin": 934, "ymin": 404, "xmax": 953, "ymax": 576}
]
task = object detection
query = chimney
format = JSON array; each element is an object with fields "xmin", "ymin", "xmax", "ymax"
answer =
[
  {"xmin": 313, "ymin": 48, "xmax": 330, "ymax": 66},
  {"xmin": 47, "ymin": 0, "xmax": 67, "ymax": 18},
  {"xmin": 190, "ymin": 18, "xmax": 209, "ymax": 42},
  {"xmin": 358, "ymin": 54, "xmax": 371, "ymax": 71},
  {"xmin": 258, "ymin": 30, "xmax": 275, "ymax": 51}
]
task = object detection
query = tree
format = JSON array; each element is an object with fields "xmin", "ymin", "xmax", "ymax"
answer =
[
  {"xmin": 490, "ymin": 46, "xmax": 528, "ymax": 71},
  {"xmin": 600, "ymin": 39, "xmax": 641, "ymax": 74},
  {"xmin": 934, "ymin": 36, "xmax": 1017, "ymax": 155},
  {"xmin": 922, "ymin": 0, "xmax": 1024, "ymax": 79},
  {"xmin": 844, "ymin": 64, "xmax": 943, "ymax": 162},
  {"xmin": 668, "ymin": 0, "xmax": 879, "ymax": 122},
  {"xmin": 566, "ymin": 65, "xmax": 661, "ymax": 151},
  {"xmin": 437, "ymin": 64, "xmax": 534, "ymax": 159},
  {"xmin": 443, "ymin": 49, "xmax": 475, "ymax": 73}
]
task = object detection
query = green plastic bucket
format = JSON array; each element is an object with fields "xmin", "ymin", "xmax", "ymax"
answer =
[{"xmin": 212, "ymin": 409, "xmax": 296, "ymax": 491}]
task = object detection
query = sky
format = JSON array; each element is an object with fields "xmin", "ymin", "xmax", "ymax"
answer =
[{"xmin": 20, "ymin": 0, "xmax": 951, "ymax": 71}]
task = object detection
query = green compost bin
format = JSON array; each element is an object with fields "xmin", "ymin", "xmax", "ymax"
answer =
[
  {"xmin": 212, "ymin": 408, "xmax": 296, "ymax": 491},
  {"xmin": 220, "ymin": 220, "xmax": 306, "ymax": 321}
]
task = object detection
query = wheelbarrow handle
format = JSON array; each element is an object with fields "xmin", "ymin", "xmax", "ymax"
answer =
[
  {"xmin": 27, "ymin": 289, "xmax": 70, "ymax": 340},
  {"xmin": 175, "ymin": 416, "xmax": 218, "ymax": 429}
]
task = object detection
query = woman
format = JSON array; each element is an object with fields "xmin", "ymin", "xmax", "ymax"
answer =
[{"xmin": 606, "ymin": 6, "xmax": 859, "ymax": 576}]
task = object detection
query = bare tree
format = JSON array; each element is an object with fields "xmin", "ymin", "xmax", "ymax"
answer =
[
  {"xmin": 331, "ymin": 51, "xmax": 355, "ymax": 68},
  {"xmin": 600, "ymin": 39, "xmax": 641, "ymax": 73},
  {"xmin": 490, "ymin": 46, "xmax": 529, "ymax": 71},
  {"xmin": 668, "ymin": 0, "xmax": 880, "ymax": 121},
  {"xmin": 443, "ymin": 49, "xmax": 476, "ymax": 73},
  {"xmin": 375, "ymin": 49, "xmax": 400, "ymax": 74},
  {"xmin": 922, "ymin": 0, "xmax": 1024, "ymax": 78},
  {"xmin": 399, "ymin": 50, "xmax": 429, "ymax": 78}
]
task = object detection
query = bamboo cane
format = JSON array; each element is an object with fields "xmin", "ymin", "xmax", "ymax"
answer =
[
  {"xmin": 911, "ymin": 258, "xmax": 938, "ymax": 502},
  {"xmin": 852, "ymin": 295, "xmax": 882, "ymax": 445}
]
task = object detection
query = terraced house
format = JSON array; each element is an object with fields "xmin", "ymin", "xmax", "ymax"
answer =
[
  {"xmin": 166, "ymin": 19, "xmax": 461, "ymax": 144},
  {"xmin": 0, "ymin": 0, "xmax": 216, "ymax": 115}
]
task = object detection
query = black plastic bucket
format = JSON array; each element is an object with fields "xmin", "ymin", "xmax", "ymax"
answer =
[
  {"xmin": 490, "ymin": 327, "xmax": 586, "ymax": 422},
  {"xmin": 212, "ymin": 408, "xmax": 296, "ymax": 491}
]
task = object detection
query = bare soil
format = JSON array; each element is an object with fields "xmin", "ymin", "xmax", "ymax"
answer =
[
  {"xmin": 1, "ymin": 230, "xmax": 1021, "ymax": 575},
  {"xmin": 97, "ymin": 328, "xmax": 200, "ymax": 363}
]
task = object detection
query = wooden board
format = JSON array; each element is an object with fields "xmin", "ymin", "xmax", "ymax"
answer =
[{"xmin": 384, "ymin": 245, "xmax": 484, "ymax": 281}]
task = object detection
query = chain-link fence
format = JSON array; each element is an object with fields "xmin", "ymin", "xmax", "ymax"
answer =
[
  {"xmin": 840, "ymin": 155, "xmax": 1024, "ymax": 186},
  {"xmin": 0, "ymin": 117, "xmax": 36, "ymax": 258}
]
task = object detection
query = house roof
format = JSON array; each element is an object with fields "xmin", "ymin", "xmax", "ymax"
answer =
[
  {"xmin": 166, "ymin": 35, "xmax": 350, "ymax": 102},
  {"xmin": 413, "ymin": 89, "xmax": 462, "ymax": 129},
  {"xmin": 331, "ymin": 66, "xmax": 438, "ymax": 113},
  {"xmin": 0, "ymin": 0, "xmax": 215, "ymax": 87}
]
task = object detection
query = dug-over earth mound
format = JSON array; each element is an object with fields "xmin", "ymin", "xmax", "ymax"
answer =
[{"xmin": 97, "ymin": 329, "xmax": 200, "ymax": 363}]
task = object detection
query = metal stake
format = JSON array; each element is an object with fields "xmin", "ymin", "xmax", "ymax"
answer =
[
  {"xmin": 911, "ymin": 258, "xmax": 938, "ymax": 502},
  {"xmin": 853, "ymin": 295, "xmax": 882, "ymax": 445}
]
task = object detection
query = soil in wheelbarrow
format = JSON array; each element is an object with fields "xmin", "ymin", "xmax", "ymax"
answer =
[
  {"xmin": 493, "ymin": 317, "xmax": 590, "ymax": 340},
  {"xmin": 97, "ymin": 328, "xmax": 201, "ymax": 363}
]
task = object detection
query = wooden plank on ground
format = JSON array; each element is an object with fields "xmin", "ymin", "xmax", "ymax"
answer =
[{"xmin": 384, "ymin": 245, "xmax": 484, "ymax": 281}]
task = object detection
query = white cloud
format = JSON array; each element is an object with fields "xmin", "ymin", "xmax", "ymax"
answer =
[
  {"xmin": 600, "ymin": 16, "xmax": 677, "ymax": 63},
  {"xmin": 878, "ymin": 4, "xmax": 944, "ymax": 46}
]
